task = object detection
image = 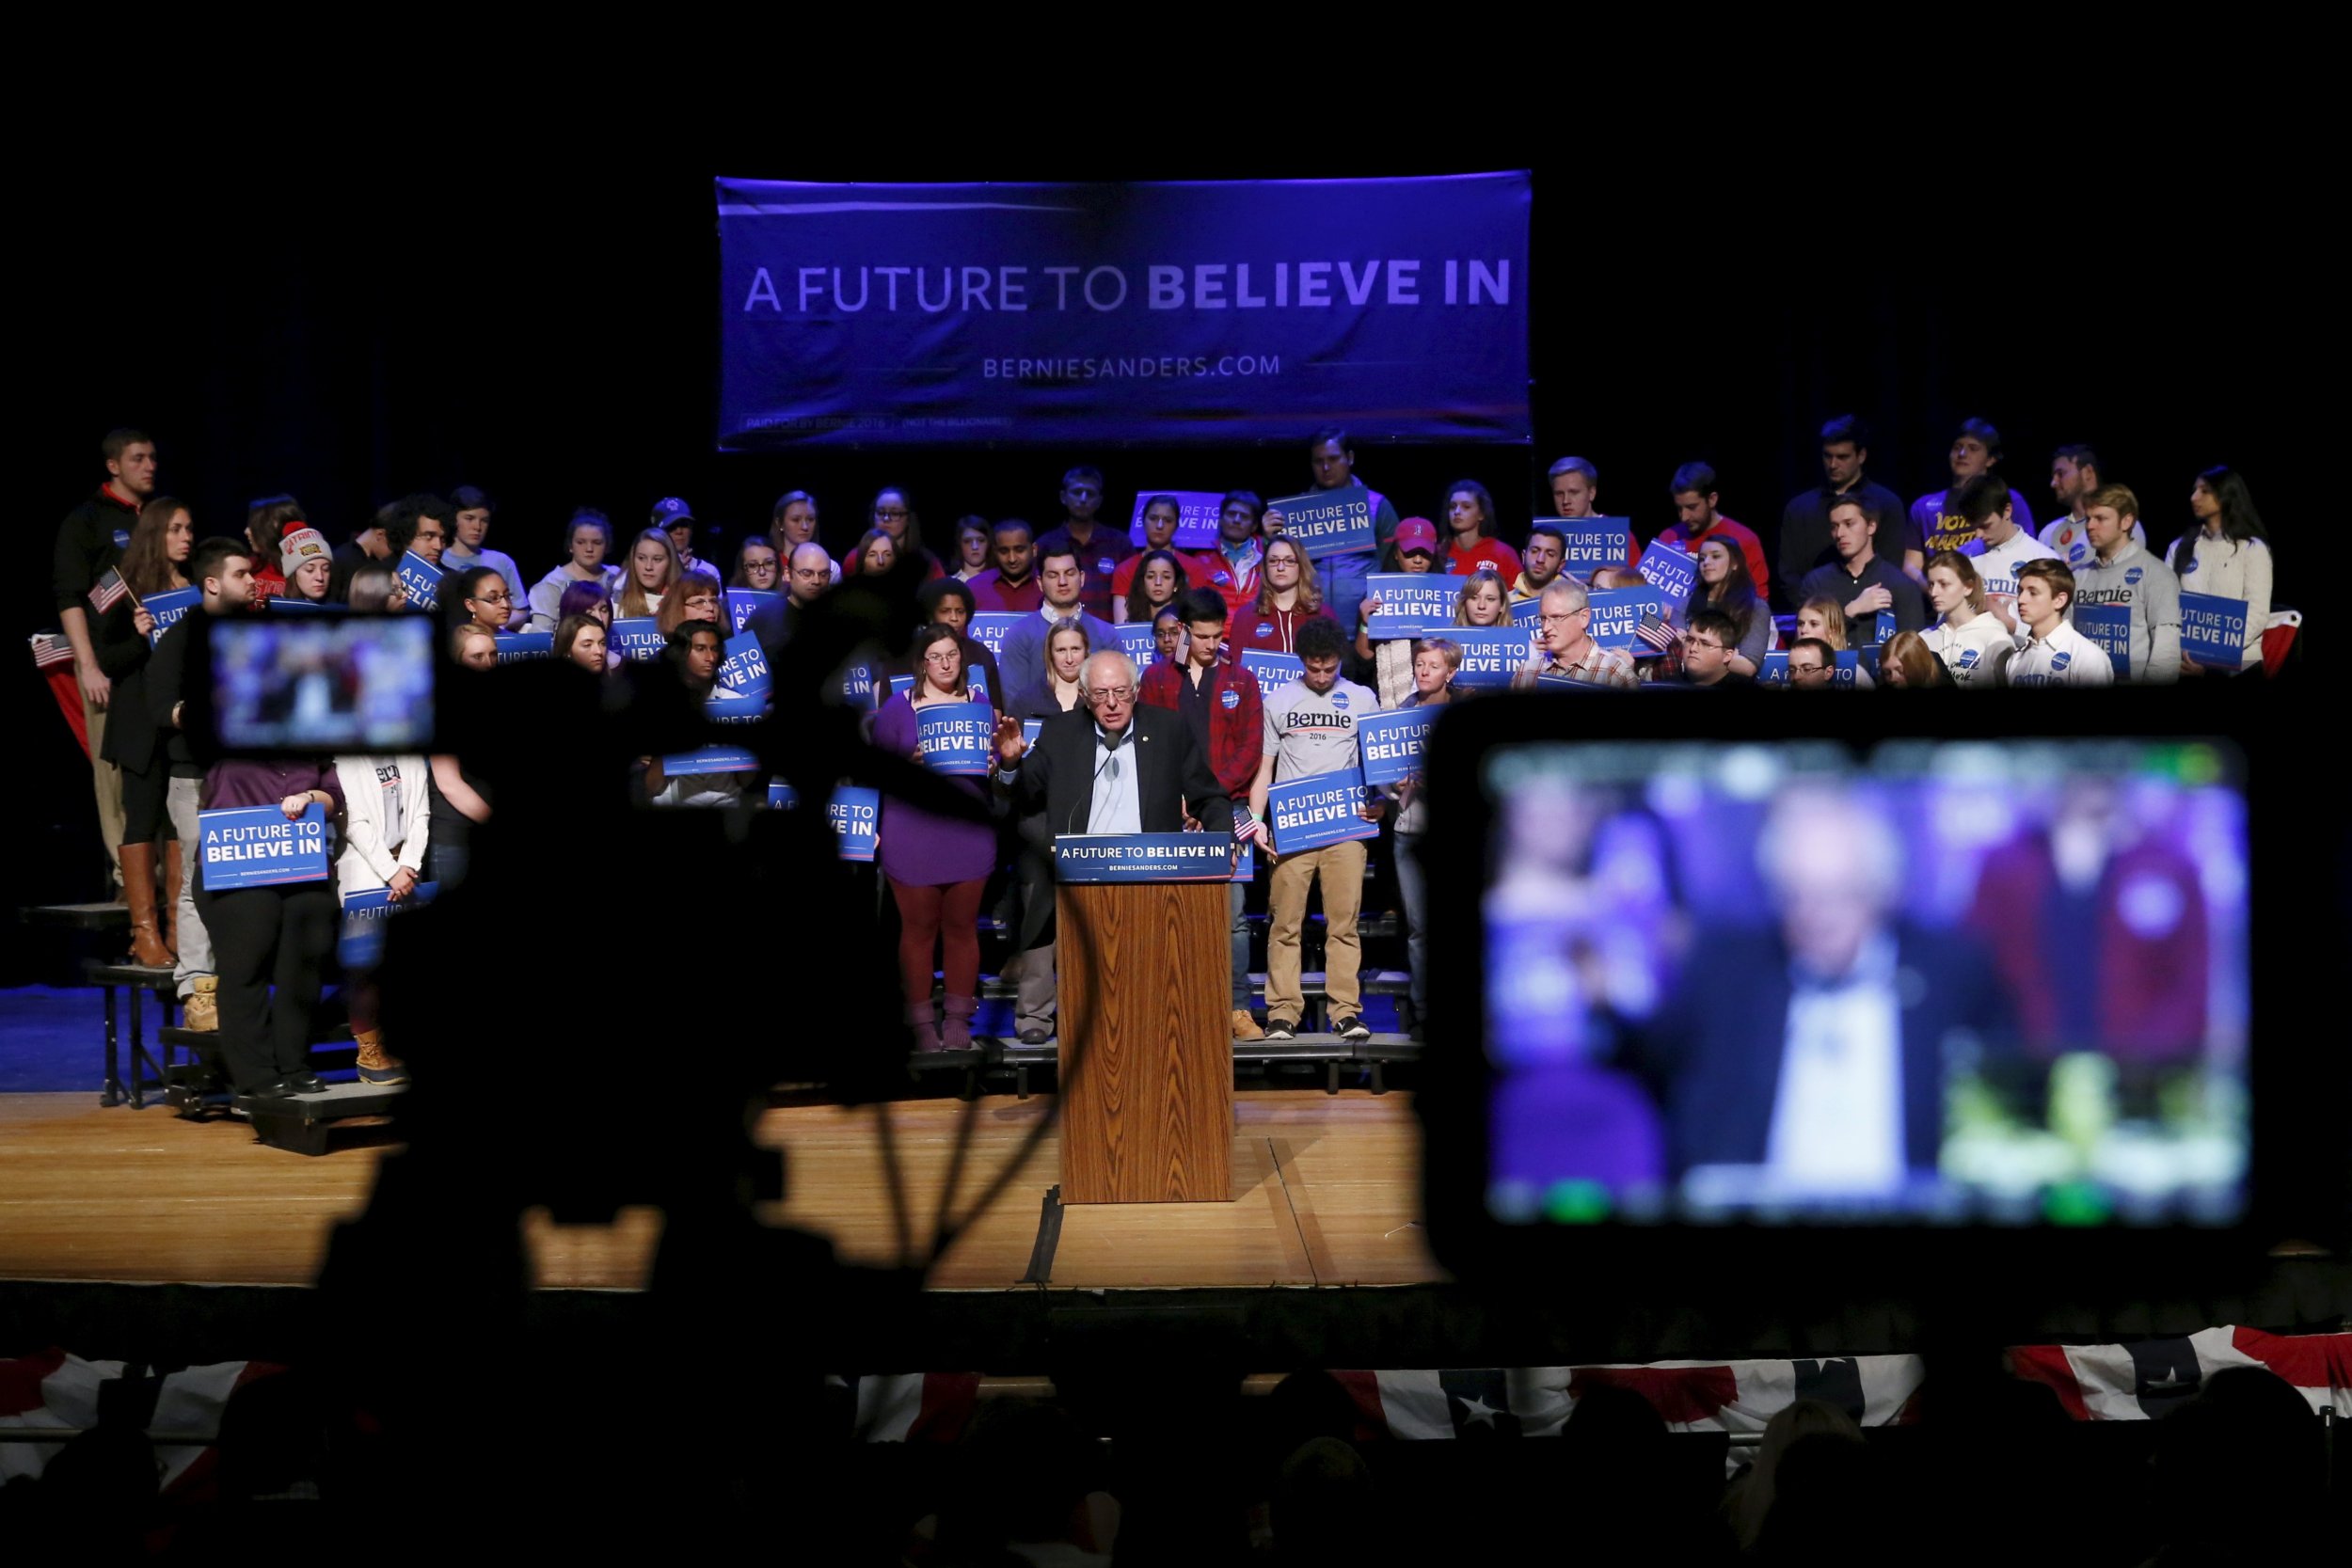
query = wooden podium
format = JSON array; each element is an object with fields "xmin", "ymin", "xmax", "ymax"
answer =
[{"xmin": 1056, "ymin": 875, "xmax": 1233, "ymax": 1204}]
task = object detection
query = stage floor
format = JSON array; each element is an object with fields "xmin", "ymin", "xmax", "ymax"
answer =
[{"xmin": 0, "ymin": 1090, "xmax": 1444, "ymax": 1291}]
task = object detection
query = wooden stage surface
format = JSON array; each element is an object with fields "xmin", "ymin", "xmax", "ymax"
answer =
[{"xmin": 0, "ymin": 1090, "xmax": 1444, "ymax": 1292}]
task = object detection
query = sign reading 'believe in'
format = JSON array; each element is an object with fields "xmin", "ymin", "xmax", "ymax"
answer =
[{"xmin": 716, "ymin": 174, "xmax": 1531, "ymax": 448}]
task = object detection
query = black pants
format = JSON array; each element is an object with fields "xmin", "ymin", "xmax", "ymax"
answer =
[
  {"xmin": 120, "ymin": 757, "xmax": 170, "ymax": 845},
  {"xmin": 195, "ymin": 882, "xmax": 337, "ymax": 1092}
]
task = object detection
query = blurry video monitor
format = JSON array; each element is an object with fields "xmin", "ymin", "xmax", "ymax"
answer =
[
  {"xmin": 1481, "ymin": 739, "xmax": 2249, "ymax": 1229},
  {"xmin": 210, "ymin": 612, "xmax": 437, "ymax": 752}
]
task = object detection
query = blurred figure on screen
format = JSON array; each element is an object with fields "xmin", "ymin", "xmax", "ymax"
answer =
[{"xmin": 1648, "ymin": 789, "xmax": 2010, "ymax": 1195}]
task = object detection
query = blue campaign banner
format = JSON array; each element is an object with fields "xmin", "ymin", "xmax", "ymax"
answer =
[
  {"xmin": 1128, "ymin": 490, "xmax": 1224, "ymax": 549},
  {"xmin": 767, "ymin": 782, "xmax": 796, "ymax": 809},
  {"xmin": 142, "ymin": 587, "xmax": 200, "ymax": 647},
  {"xmin": 1267, "ymin": 487, "xmax": 1375, "ymax": 561},
  {"xmin": 1870, "ymin": 610, "xmax": 1897, "ymax": 648},
  {"xmin": 612, "ymin": 617, "xmax": 667, "ymax": 662},
  {"xmin": 1510, "ymin": 595, "xmax": 1542, "ymax": 629},
  {"xmin": 1540, "ymin": 518, "xmax": 1633, "ymax": 576},
  {"xmin": 266, "ymin": 595, "xmax": 324, "ymax": 613},
  {"xmin": 828, "ymin": 786, "xmax": 880, "ymax": 862},
  {"xmin": 1758, "ymin": 651, "xmax": 1790, "ymax": 687},
  {"xmin": 717, "ymin": 629, "xmax": 771, "ymax": 699},
  {"xmin": 394, "ymin": 551, "xmax": 444, "ymax": 611},
  {"xmin": 660, "ymin": 743, "xmax": 761, "ymax": 775},
  {"xmin": 1448, "ymin": 626, "xmax": 1527, "ymax": 690},
  {"xmin": 707, "ymin": 691, "xmax": 765, "ymax": 724},
  {"xmin": 916, "ymin": 701, "xmax": 995, "ymax": 776},
  {"xmin": 726, "ymin": 588, "xmax": 778, "ymax": 634},
  {"xmin": 1856, "ymin": 645, "xmax": 1882, "ymax": 682},
  {"xmin": 1267, "ymin": 768, "xmax": 1378, "ymax": 854},
  {"xmin": 1053, "ymin": 832, "xmax": 1237, "ymax": 884},
  {"xmin": 1836, "ymin": 649, "xmax": 1861, "ymax": 688},
  {"xmin": 2072, "ymin": 603, "xmax": 2134, "ymax": 676},
  {"xmin": 716, "ymin": 173, "xmax": 1530, "ymax": 449},
  {"xmin": 2179, "ymin": 592, "xmax": 2249, "ymax": 668},
  {"xmin": 495, "ymin": 631, "xmax": 554, "ymax": 663},
  {"xmin": 1635, "ymin": 541, "xmax": 1697, "ymax": 607},
  {"xmin": 1588, "ymin": 586, "xmax": 1668, "ymax": 651},
  {"xmin": 966, "ymin": 613, "xmax": 1024, "ymax": 659},
  {"xmin": 1021, "ymin": 718, "xmax": 1044, "ymax": 752},
  {"xmin": 883, "ymin": 671, "xmax": 991, "ymax": 707},
  {"xmin": 1232, "ymin": 840, "xmax": 1255, "ymax": 883},
  {"xmin": 1239, "ymin": 649, "xmax": 1304, "ymax": 704},
  {"xmin": 1357, "ymin": 707, "xmax": 1436, "ymax": 787},
  {"xmin": 338, "ymin": 880, "xmax": 440, "ymax": 971},
  {"xmin": 1365, "ymin": 574, "xmax": 1460, "ymax": 639},
  {"xmin": 1112, "ymin": 622, "xmax": 1157, "ymax": 668},
  {"xmin": 198, "ymin": 803, "xmax": 329, "ymax": 892}
]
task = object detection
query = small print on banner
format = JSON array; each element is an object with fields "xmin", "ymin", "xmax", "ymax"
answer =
[
  {"xmin": 495, "ymin": 631, "xmax": 554, "ymax": 663},
  {"xmin": 1364, "ymin": 574, "xmax": 1460, "ymax": 639},
  {"xmin": 1240, "ymin": 649, "xmax": 1304, "ymax": 704},
  {"xmin": 1357, "ymin": 707, "xmax": 1436, "ymax": 786},
  {"xmin": 659, "ymin": 744, "xmax": 762, "ymax": 775},
  {"xmin": 915, "ymin": 702, "xmax": 995, "ymax": 776},
  {"xmin": 611, "ymin": 617, "xmax": 668, "ymax": 662},
  {"xmin": 726, "ymin": 588, "xmax": 778, "ymax": 634},
  {"xmin": 1635, "ymin": 541, "xmax": 1698, "ymax": 607},
  {"xmin": 1127, "ymin": 491, "xmax": 1224, "ymax": 549},
  {"xmin": 198, "ymin": 802, "xmax": 330, "ymax": 892},
  {"xmin": 2179, "ymin": 592, "xmax": 2249, "ymax": 668},
  {"xmin": 394, "ymin": 552, "xmax": 444, "ymax": 612},
  {"xmin": 142, "ymin": 586, "xmax": 201, "ymax": 648},
  {"xmin": 1266, "ymin": 486, "xmax": 1375, "ymax": 561},
  {"xmin": 1446, "ymin": 627, "xmax": 1526, "ymax": 690},
  {"xmin": 1267, "ymin": 768, "xmax": 1379, "ymax": 853},
  {"xmin": 2071, "ymin": 603, "xmax": 2134, "ymax": 677},
  {"xmin": 717, "ymin": 629, "xmax": 772, "ymax": 700}
]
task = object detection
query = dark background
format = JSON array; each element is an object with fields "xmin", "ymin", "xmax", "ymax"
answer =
[{"xmin": 11, "ymin": 78, "xmax": 2320, "ymax": 944}]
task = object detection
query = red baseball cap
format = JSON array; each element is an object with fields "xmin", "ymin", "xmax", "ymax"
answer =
[{"xmin": 1394, "ymin": 517, "xmax": 1439, "ymax": 555}]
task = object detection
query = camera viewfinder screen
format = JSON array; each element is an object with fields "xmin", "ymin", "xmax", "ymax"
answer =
[
  {"xmin": 1482, "ymin": 740, "xmax": 2249, "ymax": 1228},
  {"xmin": 212, "ymin": 615, "xmax": 436, "ymax": 752}
]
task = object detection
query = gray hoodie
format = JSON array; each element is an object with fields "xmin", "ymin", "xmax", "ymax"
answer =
[{"xmin": 2070, "ymin": 540, "xmax": 2181, "ymax": 683}]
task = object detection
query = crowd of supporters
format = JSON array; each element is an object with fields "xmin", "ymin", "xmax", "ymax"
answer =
[{"xmin": 46, "ymin": 420, "xmax": 2281, "ymax": 1098}]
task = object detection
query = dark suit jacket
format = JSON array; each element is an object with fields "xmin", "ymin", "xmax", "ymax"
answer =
[
  {"xmin": 1007, "ymin": 705, "xmax": 1234, "ymax": 841},
  {"xmin": 1640, "ymin": 924, "xmax": 2013, "ymax": 1180}
]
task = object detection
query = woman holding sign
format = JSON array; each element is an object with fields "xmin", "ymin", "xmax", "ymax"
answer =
[
  {"xmin": 1683, "ymin": 538, "xmax": 1772, "ymax": 676},
  {"xmin": 1227, "ymin": 536, "xmax": 1335, "ymax": 661},
  {"xmin": 1921, "ymin": 551, "xmax": 2013, "ymax": 687},
  {"xmin": 1351, "ymin": 516, "xmax": 1443, "ymax": 707},
  {"xmin": 729, "ymin": 539, "xmax": 780, "ymax": 592},
  {"xmin": 102, "ymin": 496, "xmax": 198, "ymax": 966},
  {"xmin": 614, "ymin": 528, "xmax": 679, "ymax": 621},
  {"xmin": 195, "ymin": 759, "xmax": 344, "ymax": 1100},
  {"xmin": 1385, "ymin": 637, "xmax": 1460, "ymax": 1035},
  {"xmin": 333, "ymin": 753, "xmax": 430, "ymax": 1085},
  {"xmin": 1451, "ymin": 567, "xmax": 1512, "ymax": 630},
  {"xmin": 873, "ymin": 625, "xmax": 999, "ymax": 1052},
  {"xmin": 2167, "ymin": 467, "xmax": 2273, "ymax": 675}
]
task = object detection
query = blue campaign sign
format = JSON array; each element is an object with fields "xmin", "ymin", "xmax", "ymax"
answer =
[
  {"xmin": 966, "ymin": 613, "xmax": 1024, "ymax": 659},
  {"xmin": 1022, "ymin": 718, "xmax": 1044, "ymax": 751},
  {"xmin": 717, "ymin": 174, "xmax": 1531, "ymax": 449},
  {"xmin": 1128, "ymin": 490, "xmax": 1225, "ymax": 549},
  {"xmin": 266, "ymin": 595, "xmax": 324, "ymax": 613},
  {"xmin": 199, "ymin": 802, "xmax": 329, "ymax": 892},
  {"xmin": 767, "ymin": 782, "xmax": 796, "ymax": 809},
  {"xmin": 1357, "ymin": 707, "xmax": 1437, "ymax": 786},
  {"xmin": 2179, "ymin": 592, "xmax": 2249, "ymax": 668},
  {"xmin": 1112, "ymin": 622, "xmax": 1157, "ymax": 668},
  {"xmin": 611, "ymin": 617, "xmax": 667, "ymax": 662},
  {"xmin": 660, "ymin": 743, "xmax": 761, "ymax": 775},
  {"xmin": 1758, "ymin": 651, "xmax": 1790, "ymax": 687},
  {"xmin": 726, "ymin": 588, "xmax": 778, "ymax": 634},
  {"xmin": 1267, "ymin": 487, "xmax": 1375, "ymax": 561},
  {"xmin": 1268, "ymin": 768, "xmax": 1378, "ymax": 853},
  {"xmin": 1540, "ymin": 518, "xmax": 1633, "ymax": 576},
  {"xmin": 2072, "ymin": 603, "xmax": 2134, "ymax": 676},
  {"xmin": 1834, "ymin": 649, "xmax": 1861, "ymax": 689},
  {"xmin": 1871, "ymin": 610, "xmax": 1897, "ymax": 648},
  {"xmin": 495, "ymin": 631, "xmax": 554, "ymax": 663},
  {"xmin": 338, "ymin": 880, "xmax": 440, "ymax": 971},
  {"xmin": 1364, "ymin": 573, "xmax": 1461, "ymax": 639},
  {"xmin": 707, "ymin": 691, "xmax": 765, "ymax": 725},
  {"xmin": 1856, "ymin": 645, "xmax": 1882, "ymax": 682},
  {"xmin": 1635, "ymin": 541, "xmax": 1698, "ymax": 607},
  {"xmin": 394, "ymin": 551, "xmax": 444, "ymax": 611},
  {"xmin": 717, "ymin": 629, "xmax": 771, "ymax": 699},
  {"xmin": 1053, "ymin": 832, "xmax": 1237, "ymax": 884},
  {"xmin": 1510, "ymin": 595, "xmax": 1542, "ymax": 629},
  {"xmin": 1448, "ymin": 626, "xmax": 1527, "ymax": 690},
  {"xmin": 1239, "ymin": 649, "xmax": 1304, "ymax": 704},
  {"xmin": 1588, "ymin": 586, "xmax": 1668, "ymax": 651},
  {"xmin": 1232, "ymin": 840, "xmax": 1255, "ymax": 883},
  {"xmin": 143, "ymin": 587, "xmax": 200, "ymax": 648},
  {"xmin": 916, "ymin": 701, "xmax": 995, "ymax": 776},
  {"xmin": 828, "ymin": 786, "xmax": 880, "ymax": 862}
]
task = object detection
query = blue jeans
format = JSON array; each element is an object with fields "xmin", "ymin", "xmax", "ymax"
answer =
[{"xmin": 1394, "ymin": 828, "xmax": 1428, "ymax": 1012}]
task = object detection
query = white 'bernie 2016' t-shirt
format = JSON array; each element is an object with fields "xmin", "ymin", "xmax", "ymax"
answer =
[{"xmin": 1264, "ymin": 676, "xmax": 1376, "ymax": 783}]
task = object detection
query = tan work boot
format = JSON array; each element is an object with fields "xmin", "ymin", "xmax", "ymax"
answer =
[
  {"xmin": 182, "ymin": 975, "xmax": 219, "ymax": 1032},
  {"xmin": 354, "ymin": 1028, "xmax": 408, "ymax": 1085},
  {"xmin": 1232, "ymin": 1008, "xmax": 1265, "ymax": 1042}
]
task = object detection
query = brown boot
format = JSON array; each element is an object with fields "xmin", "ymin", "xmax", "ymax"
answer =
[
  {"xmin": 182, "ymin": 974, "xmax": 219, "ymax": 1032},
  {"xmin": 159, "ymin": 841, "xmax": 183, "ymax": 958},
  {"xmin": 354, "ymin": 1028, "xmax": 407, "ymax": 1085},
  {"xmin": 119, "ymin": 843, "xmax": 173, "ymax": 969}
]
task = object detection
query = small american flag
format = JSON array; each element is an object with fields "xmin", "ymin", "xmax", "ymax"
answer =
[
  {"xmin": 30, "ymin": 632, "xmax": 74, "ymax": 670},
  {"xmin": 87, "ymin": 568, "xmax": 130, "ymax": 614},
  {"xmin": 1633, "ymin": 611, "xmax": 1677, "ymax": 653}
]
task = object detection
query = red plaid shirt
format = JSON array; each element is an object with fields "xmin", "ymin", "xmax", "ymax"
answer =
[{"xmin": 1140, "ymin": 657, "xmax": 1263, "ymax": 801}]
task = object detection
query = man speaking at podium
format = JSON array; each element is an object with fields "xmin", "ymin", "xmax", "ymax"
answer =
[{"xmin": 994, "ymin": 651, "xmax": 1234, "ymax": 1040}]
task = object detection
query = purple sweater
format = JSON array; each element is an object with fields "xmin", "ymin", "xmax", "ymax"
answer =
[{"xmin": 201, "ymin": 759, "xmax": 346, "ymax": 816}]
